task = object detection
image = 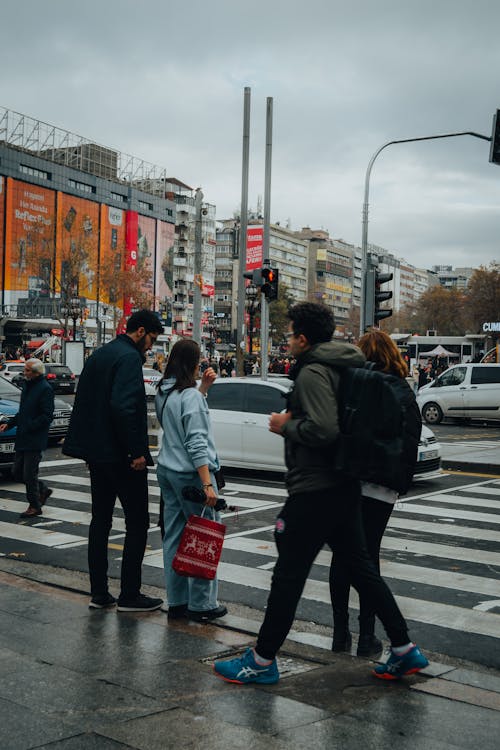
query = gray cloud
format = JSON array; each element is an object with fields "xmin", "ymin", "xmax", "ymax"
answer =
[{"xmin": 1, "ymin": 0, "xmax": 499, "ymax": 269}]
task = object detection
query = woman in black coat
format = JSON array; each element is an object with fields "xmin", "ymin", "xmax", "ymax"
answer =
[{"xmin": 329, "ymin": 330, "xmax": 422, "ymax": 657}]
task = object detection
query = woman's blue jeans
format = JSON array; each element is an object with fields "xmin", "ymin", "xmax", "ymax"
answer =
[{"xmin": 157, "ymin": 465, "xmax": 220, "ymax": 612}]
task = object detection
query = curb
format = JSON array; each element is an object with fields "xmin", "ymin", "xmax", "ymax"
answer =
[{"xmin": 442, "ymin": 460, "xmax": 500, "ymax": 476}]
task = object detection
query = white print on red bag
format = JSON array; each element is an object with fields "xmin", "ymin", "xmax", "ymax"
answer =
[{"xmin": 184, "ymin": 534, "xmax": 219, "ymax": 561}]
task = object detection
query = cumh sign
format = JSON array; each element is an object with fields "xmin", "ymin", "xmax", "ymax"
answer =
[{"xmin": 483, "ymin": 322, "xmax": 500, "ymax": 332}]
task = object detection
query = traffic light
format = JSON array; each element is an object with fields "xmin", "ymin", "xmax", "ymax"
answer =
[
  {"xmin": 243, "ymin": 268, "xmax": 263, "ymax": 285},
  {"xmin": 489, "ymin": 109, "xmax": 500, "ymax": 165},
  {"xmin": 261, "ymin": 267, "xmax": 279, "ymax": 301},
  {"xmin": 374, "ymin": 271, "xmax": 393, "ymax": 322}
]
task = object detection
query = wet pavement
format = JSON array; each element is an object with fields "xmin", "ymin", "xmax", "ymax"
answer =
[{"xmin": 0, "ymin": 563, "xmax": 499, "ymax": 750}]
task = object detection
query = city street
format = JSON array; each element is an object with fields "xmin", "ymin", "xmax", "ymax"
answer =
[{"xmin": 0, "ymin": 426, "xmax": 499, "ymax": 671}]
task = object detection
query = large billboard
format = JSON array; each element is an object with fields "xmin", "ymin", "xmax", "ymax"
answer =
[
  {"xmin": 99, "ymin": 204, "xmax": 126, "ymax": 308},
  {"xmin": 0, "ymin": 177, "xmax": 4, "ymax": 303},
  {"xmin": 155, "ymin": 219, "xmax": 175, "ymax": 302},
  {"xmin": 137, "ymin": 214, "xmax": 155, "ymax": 300},
  {"xmin": 3, "ymin": 178, "xmax": 56, "ymax": 306},
  {"xmin": 56, "ymin": 192, "xmax": 99, "ymax": 302}
]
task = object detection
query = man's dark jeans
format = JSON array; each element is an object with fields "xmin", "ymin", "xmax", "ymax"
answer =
[
  {"xmin": 256, "ymin": 479, "xmax": 410, "ymax": 660},
  {"xmin": 12, "ymin": 450, "xmax": 48, "ymax": 510},
  {"xmin": 88, "ymin": 462, "xmax": 150, "ymax": 600}
]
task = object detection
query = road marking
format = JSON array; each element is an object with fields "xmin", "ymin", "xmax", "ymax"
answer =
[
  {"xmin": 0, "ymin": 520, "xmax": 86, "ymax": 547},
  {"xmin": 395, "ymin": 503, "xmax": 500, "ymax": 525},
  {"xmin": 455, "ymin": 486, "xmax": 500, "ymax": 497},
  {"xmin": 417, "ymin": 492, "xmax": 500, "ymax": 510}
]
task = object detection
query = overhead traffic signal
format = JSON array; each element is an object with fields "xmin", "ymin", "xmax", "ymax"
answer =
[
  {"xmin": 489, "ymin": 109, "xmax": 500, "ymax": 165},
  {"xmin": 374, "ymin": 271, "xmax": 393, "ymax": 322},
  {"xmin": 261, "ymin": 267, "xmax": 279, "ymax": 301}
]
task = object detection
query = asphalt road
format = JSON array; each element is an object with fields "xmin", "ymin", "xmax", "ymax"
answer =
[{"xmin": 0, "ymin": 446, "xmax": 499, "ymax": 671}]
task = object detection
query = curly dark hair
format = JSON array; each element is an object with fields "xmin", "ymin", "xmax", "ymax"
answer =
[
  {"xmin": 126, "ymin": 309, "xmax": 163, "ymax": 335},
  {"xmin": 288, "ymin": 302, "xmax": 335, "ymax": 345}
]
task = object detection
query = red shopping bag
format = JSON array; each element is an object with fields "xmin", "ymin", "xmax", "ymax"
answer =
[{"xmin": 172, "ymin": 513, "xmax": 226, "ymax": 580}]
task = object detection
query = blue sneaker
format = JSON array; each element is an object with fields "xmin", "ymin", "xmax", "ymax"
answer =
[
  {"xmin": 214, "ymin": 648, "xmax": 280, "ymax": 685},
  {"xmin": 373, "ymin": 645, "xmax": 429, "ymax": 680}
]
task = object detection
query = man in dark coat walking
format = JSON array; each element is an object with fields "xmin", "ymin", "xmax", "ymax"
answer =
[
  {"xmin": 63, "ymin": 309, "xmax": 164, "ymax": 612},
  {"xmin": 0, "ymin": 358, "xmax": 54, "ymax": 518}
]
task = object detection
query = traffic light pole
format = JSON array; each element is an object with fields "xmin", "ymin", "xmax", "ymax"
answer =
[
  {"xmin": 360, "ymin": 129, "xmax": 491, "ymax": 336},
  {"xmin": 260, "ymin": 97, "xmax": 273, "ymax": 381},
  {"xmin": 236, "ymin": 87, "xmax": 251, "ymax": 375}
]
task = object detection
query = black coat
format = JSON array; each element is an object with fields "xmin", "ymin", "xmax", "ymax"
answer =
[
  {"xmin": 63, "ymin": 334, "xmax": 152, "ymax": 465},
  {"xmin": 9, "ymin": 376, "xmax": 54, "ymax": 451}
]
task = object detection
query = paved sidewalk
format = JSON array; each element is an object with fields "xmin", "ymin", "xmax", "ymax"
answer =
[
  {"xmin": 0, "ymin": 564, "xmax": 499, "ymax": 750},
  {"xmin": 440, "ymin": 440, "xmax": 500, "ymax": 475}
]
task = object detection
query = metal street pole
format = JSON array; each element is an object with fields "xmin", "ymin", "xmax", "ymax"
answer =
[
  {"xmin": 236, "ymin": 87, "xmax": 251, "ymax": 375},
  {"xmin": 193, "ymin": 187, "xmax": 203, "ymax": 345},
  {"xmin": 260, "ymin": 97, "xmax": 273, "ymax": 380},
  {"xmin": 360, "ymin": 130, "xmax": 491, "ymax": 336}
]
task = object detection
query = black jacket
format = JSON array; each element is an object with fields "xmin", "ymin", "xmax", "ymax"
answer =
[
  {"xmin": 9, "ymin": 376, "xmax": 54, "ymax": 451},
  {"xmin": 383, "ymin": 375, "xmax": 422, "ymax": 494},
  {"xmin": 63, "ymin": 334, "xmax": 152, "ymax": 465},
  {"xmin": 282, "ymin": 341, "xmax": 365, "ymax": 495}
]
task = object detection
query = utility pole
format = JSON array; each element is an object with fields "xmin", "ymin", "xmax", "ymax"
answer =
[
  {"xmin": 193, "ymin": 187, "xmax": 203, "ymax": 345},
  {"xmin": 236, "ymin": 87, "xmax": 251, "ymax": 374},
  {"xmin": 260, "ymin": 97, "xmax": 273, "ymax": 381}
]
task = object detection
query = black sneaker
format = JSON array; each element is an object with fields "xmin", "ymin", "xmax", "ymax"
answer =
[
  {"xmin": 187, "ymin": 605, "xmax": 227, "ymax": 622},
  {"xmin": 332, "ymin": 631, "xmax": 352, "ymax": 652},
  {"xmin": 167, "ymin": 604, "xmax": 188, "ymax": 620},
  {"xmin": 89, "ymin": 593, "xmax": 117, "ymax": 609},
  {"xmin": 117, "ymin": 594, "xmax": 163, "ymax": 612}
]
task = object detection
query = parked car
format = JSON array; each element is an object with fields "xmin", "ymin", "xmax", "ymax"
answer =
[
  {"xmin": 143, "ymin": 367, "xmax": 161, "ymax": 399},
  {"xmin": 0, "ymin": 361, "xmax": 26, "ymax": 382},
  {"xmin": 0, "ymin": 376, "xmax": 73, "ymax": 473},
  {"xmin": 12, "ymin": 364, "xmax": 76, "ymax": 394},
  {"xmin": 206, "ymin": 377, "xmax": 442, "ymax": 480},
  {"xmin": 417, "ymin": 363, "xmax": 500, "ymax": 424}
]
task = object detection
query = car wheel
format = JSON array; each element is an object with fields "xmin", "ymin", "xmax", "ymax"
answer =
[{"xmin": 422, "ymin": 402, "xmax": 443, "ymax": 425}]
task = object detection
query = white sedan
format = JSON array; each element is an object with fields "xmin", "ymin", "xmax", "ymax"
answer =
[{"xmin": 206, "ymin": 377, "xmax": 442, "ymax": 480}]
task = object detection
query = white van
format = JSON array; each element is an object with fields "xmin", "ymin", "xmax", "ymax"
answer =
[{"xmin": 417, "ymin": 363, "xmax": 500, "ymax": 424}]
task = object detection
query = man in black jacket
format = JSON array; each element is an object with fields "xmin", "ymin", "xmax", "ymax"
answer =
[
  {"xmin": 63, "ymin": 309, "xmax": 164, "ymax": 612},
  {"xmin": 0, "ymin": 358, "xmax": 54, "ymax": 518}
]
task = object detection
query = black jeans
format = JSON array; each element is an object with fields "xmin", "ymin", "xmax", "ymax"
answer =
[
  {"xmin": 12, "ymin": 450, "xmax": 49, "ymax": 510},
  {"xmin": 329, "ymin": 495, "xmax": 393, "ymax": 638},
  {"xmin": 88, "ymin": 462, "xmax": 150, "ymax": 600},
  {"xmin": 256, "ymin": 480, "xmax": 409, "ymax": 660}
]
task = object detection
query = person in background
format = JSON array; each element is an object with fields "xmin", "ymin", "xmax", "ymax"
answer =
[
  {"xmin": 0, "ymin": 358, "xmax": 54, "ymax": 518},
  {"xmin": 329, "ymin": 329, "xmax": 422, "ymax": 657},
  {"xmin": 155, "ymin": 339, "xmax": 227, "ymax": 623},
  {"xmin": 63, "ymin": 309, "xmax": 164, "ymax": 612}
]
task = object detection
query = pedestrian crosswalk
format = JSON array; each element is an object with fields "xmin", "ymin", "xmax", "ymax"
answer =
[{"xmin": 0, "ymin": 463, "xmax": 499, "ymax": 647}]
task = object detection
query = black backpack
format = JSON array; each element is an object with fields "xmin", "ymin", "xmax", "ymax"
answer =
[{"xmin": 332, "ymin": 364, "xmax": 416, "ymax": 494}]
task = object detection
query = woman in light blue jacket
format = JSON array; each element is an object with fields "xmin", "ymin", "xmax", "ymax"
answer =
[{"xmin": 155, "ymin": 339, "xmax": 227, "ymax": 622}]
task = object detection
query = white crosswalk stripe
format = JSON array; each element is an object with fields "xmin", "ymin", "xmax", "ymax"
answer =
[{"xmin": 0, "ymin": 471, "xmax": 499, "ymax": 642}]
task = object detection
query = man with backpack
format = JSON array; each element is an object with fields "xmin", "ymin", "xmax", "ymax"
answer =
[{"xmin": 213, "ymin": 302, "xmax": 428, "ymax": 685}]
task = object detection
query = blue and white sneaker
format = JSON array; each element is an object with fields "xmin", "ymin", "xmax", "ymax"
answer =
[
  {"xmin": 373, "ymin": 645, "xmax": 429, "ymax": 680},
  {"xmin": 214, "ymin": 648, "xmax": 280, "ymax": 685}
]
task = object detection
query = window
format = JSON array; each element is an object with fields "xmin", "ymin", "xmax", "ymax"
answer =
[
  {"xmin": 138, "ymin": 200, "xmax": 153, "ymax": 212},
  {"xmin": 246, "ymin": 384, "xmax": 286, "ymax": 414},
  {"xmin": 471, "ymin": 367, "xmax": 500, "ymax": 385},
  {"xmin": 438, "ymin": 367, "xmax": 466, "ymax": 387},
  {"xmin": 110, "ymin": 192, "xmax": 127, "ymax": 203},
  {"xmin": 206, "ymin": 383, "xmax": 245, "ymax": 411},
  {"xmin": 68, "ymin": 179, "xmax": 94, "ymax": 194},
  {"xmin": 20, "ymin": 164, "xmax": 50, "ymax": 180}
]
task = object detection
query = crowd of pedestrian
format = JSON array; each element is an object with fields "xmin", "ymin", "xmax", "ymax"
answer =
[{"xmin": 7, "ymin": 304, "xmax": 431, "ymax": 689}]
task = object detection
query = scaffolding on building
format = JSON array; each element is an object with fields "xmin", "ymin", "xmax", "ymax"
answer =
[{"xmin": 0, "ymin": 106, "xmax": 169, "ymax": 193}]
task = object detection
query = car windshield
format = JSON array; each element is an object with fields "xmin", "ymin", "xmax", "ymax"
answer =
[
  {"xmin": 47, "ymin": 366, "xmax": 72, "ymax": 374},
  {"xmin": 0, "ymin": 376, "xmax": 22, "ymax": 399}
]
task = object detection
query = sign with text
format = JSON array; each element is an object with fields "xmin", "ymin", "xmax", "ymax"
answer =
[{"xmin": 245, "ymin": 226, "xmax": 263, "ymax": 272}]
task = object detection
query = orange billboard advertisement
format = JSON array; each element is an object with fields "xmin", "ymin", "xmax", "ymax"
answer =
[
  {"xmin": 0, "ymin": 177, "xmax": 4, "ymax": 300},
  {"xmin": 3, "ymin": 177, "xmax": 56, "ymax": 305},
  {"xmin": 56, "ymin": 192, "xmax": 99, "ymax": 302},
  {"xmin": 99, "ymin": 204, "xmax": 126, "ymax": 308}
]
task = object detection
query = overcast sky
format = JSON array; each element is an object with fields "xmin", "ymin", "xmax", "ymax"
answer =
[{"xmin": 1, "ymin": 0, "xmax": 499, "ymax": 270}]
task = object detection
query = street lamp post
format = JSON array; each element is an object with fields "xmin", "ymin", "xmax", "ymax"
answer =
[
  {"xmin": 360, "ymin": 130, "xmax": 491, "ymax": 335},
  {"xmin": 245, "ymin": 283, "xmax": 259, "ymax": 355},
  {"xmin": 61, "ymin": 297, "xmax": 83, "ymax": 341}
]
